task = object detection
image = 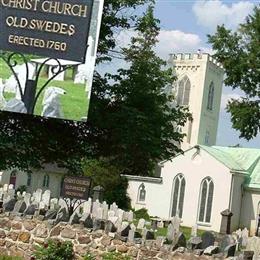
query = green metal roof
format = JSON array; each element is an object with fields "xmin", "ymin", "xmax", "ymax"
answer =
[{"xmin": 200, "ymin": 145, "xmax": 260, "ymax": 189}]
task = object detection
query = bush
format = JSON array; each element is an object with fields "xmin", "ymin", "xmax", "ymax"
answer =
[
  {"xmin": 33, "ymin": 240, "xmax": 74, "ymax": 260},
  {"xmin": 134, "ymin": 208, "xmax": 150, "ymax": 220}
]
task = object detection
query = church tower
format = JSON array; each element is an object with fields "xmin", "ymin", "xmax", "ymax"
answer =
[{"xmin": 168, "ymin": 53, "xmax": 224, "ymax": 150}]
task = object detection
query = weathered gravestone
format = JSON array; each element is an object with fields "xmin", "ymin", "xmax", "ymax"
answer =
[
  {"xmin": 219, "ymin": 234, "xmax": 235, "ymax": 252},
  {"xmin": 13, "ymin": 200, "xmax": 26, "ymax": 214},
  {"xmin": 145, "ymin": 230, "xmax": 155, "ymax": 240},
  {"xmin": 166, "ymin": 223, "xmax": 175, "ymax": 242},
  {"xmin": 120, "ymin": 222, "xmax": 131, "ymax": 237},
  {"xmin": 137, "ymin": 218, "xmax": 145, "ymax": 230},
  {"xmin": 224, "ymin": 244, "xmax": 236, "ymax": 258},
  {"xmin": 189, "ymin": 236, "xmax": 202, "ymax": 249},
  {"xmin": 44, "ymin": 208, "xmax": 58, "ymax": 220},
  {"xmin": 242, "ymin": 228, "xmax": 249, "ymax": 248},
  {"xmin": 204, "ymin": 245, "xmax": 219, "ymax": 255},
  {"xmin": 3, "ymin": 198, "xmax": 16, "ymax": 212},
  {"xmin": 42, "ymin": 190, "xmax": 51, "ymax": 208},
  {"xmin": 80, "ymin": 214, "xmax": 93, "ymax": 229},
  {"xmin": 201, "ymin": 231, "xmax": 215, "ymax": 249},
  {"xmin": 172, "ymin": 232, "xmax": 186, "ymax": 251},
  {"xmin": 55, "ymin": 207, "xmax": 69, "ymax": 224},
  {"xmin": 69, "ymin": 212, "xmax": 81, "ymax": 225},
  {"xmin": 246, "ymin": 236, "xmax": 260, "ymax": 258},
  {"xmin": 104, "ymin": 220, "xmax": 117, "ymax": 233},
  {"xmin": 24, "ymin": 203, "xmax": 38, "ymax": 216},
  {"xmin": 93, "ymin": 219, "xmax": 105, "ymax": 231}
]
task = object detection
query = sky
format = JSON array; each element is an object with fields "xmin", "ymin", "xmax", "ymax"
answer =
[{"xmin": 99, "ymin": 0, "xmax": 260, "ymax": 148}]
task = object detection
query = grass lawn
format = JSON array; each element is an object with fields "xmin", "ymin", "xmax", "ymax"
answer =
[{"xmin": 0, "ymin": 59, "xmax": 89, "ymax": 121}]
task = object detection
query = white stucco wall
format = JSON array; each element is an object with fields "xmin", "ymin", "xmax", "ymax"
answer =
[
  {"xmin": 240, "ymin": 190, "xmax": 260, "ymax": 236},
  {"xmin": 127, "ymin": 148, "xmax": 232, "ymax": 232},
  {"xmin": 0, "ymin": 168, "xmax": 64, "ymax": 198}
]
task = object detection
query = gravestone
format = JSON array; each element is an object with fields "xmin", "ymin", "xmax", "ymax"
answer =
[
  {"xmin": 69, "ymin": 212, "xmax": 81, "ymax": 225},
  {"xmin": 13, "ymin": 200, "xmax": 26, "ymax": 214},
  {"xmin": 83, "ymin": 198, "xmax": 92, "ymax": 215},
  {"xmin": 137, "ymin": 218, "xmax": 145, "ymax": 229},
  {"xmin": 224, "ymin": 244, "xmax": 236, "ymax": 258},
  {"xmin": 24, "ymin": 203, "xmax": 37, "ymax": 216},
  {"xmin": 34, "ymin": 189, "xmax": 43, "ymax": 204},
  {"xmin": 172, "ymin": 232, "xmax": 186, "ymax": 250},
  {"xmin": 191, "ymin": 225, "xmax": 198, "ymax": 237},
  {"xmin": 243, "ymin": 251, "xmax": 254, "ymax": 260},
  {"xmin": 246, "ymin": 236, "xmax": 260, "ymax": 258},
  {"xmin": 120, "ymin": 222, "xmax": 131, "ymax": 237},
  {"xmin": 96, "ymin": 207, "xmax": 103, "ymax": 219},
  {"xmin": 201, "ymin": 231, "xmax": 215, "ymax": 249},
  {"xmin": 108, "ymin": 210, "xmax": 115, "ymax": 218},
  {"xmin": 189, "ymin": 236, "xmax": 202, "ymax": 249},
  {"xmin": 145, "ymin": 230, "xmax": 155, "ymax": 240},
  {"xmin": 204, "ymin": 246, "xmax": 219, "ymax": 255},
  {"xmin": 50, "ymin": 198, "xmax": 59, "ymax": 210},
  {"xmin": 128, "ymin": 229, "xmax": 135, "ymax": 242},
  {"xmin": 242, "ymin": 228, "xmax": 249, "ymax": 248},
  {"xmin": 104, "ymin": 220, "xmax": 116, "ymax": 233},
  {"xmin": 3, "ymin": 198, "xmax": 16, "ymax": 212},
  {"xmin": 44, "ymin": 208, "xmax": 58, "ymax": 220},
  {"xmin": 219, "ymin": 234, "xmax": 234, "ymax": 252},
  {"xmin": 128, "ymin": 211, "xmax": 134, "ymax": 222},
  {"xmin": 220, "ymin": 209, "xmax": 233, "ymax": 234},
  {"xmin": 167, "ymin": 223, "xmax": 175, "ymax": 242},
  {"xmin": 102, "ymin": 201, "xmax": 109, "ymax": 220},
  {"xmin": 55, "ymin": 207, "xmax": 69, "ymax": 223},
  {"xmin": 42, "ymin": 190, "xmax": 51, "ymax": 208},
  {"xmin": 93, "ymin": 219, "xmax": 105, "ymax": 231},
  {"xmin": 92, "ymin": 200, "xmax": 101, "ymax": 218},
  {"xmin": 24, "ymin": 193, "xmax": 31, "ymax": 207},
  {"xmin": 80, "ymin": 214, "xmax": 93, "ymax": 229}
]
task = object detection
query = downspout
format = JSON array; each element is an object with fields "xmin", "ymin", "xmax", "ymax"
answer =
[{"xmin": 228, "ymin": 173, "xmax": 234, "ymax": 210}]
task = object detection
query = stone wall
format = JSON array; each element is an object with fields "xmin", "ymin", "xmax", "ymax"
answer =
[{"xmin": 0, "ymin": 214, "xmax": 229, "ymax": 260}]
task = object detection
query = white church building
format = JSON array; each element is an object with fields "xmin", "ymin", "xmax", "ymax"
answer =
[{"xmin": 125, "ymin": 53, "xmax": 260, "ymax": 235}]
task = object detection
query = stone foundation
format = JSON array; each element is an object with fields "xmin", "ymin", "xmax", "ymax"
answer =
[{"xmin": 0, "ymin": 214, "xmax": 241, "ymax": 259}]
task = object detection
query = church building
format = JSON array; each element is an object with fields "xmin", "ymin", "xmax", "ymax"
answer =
[{"xmin": 125, "ymin": 53, "xmax": 260, "ymax": 236}]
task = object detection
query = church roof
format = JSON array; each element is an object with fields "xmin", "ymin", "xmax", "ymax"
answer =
[{"xmin": 200, "ymin": 145, "xmax": 260, "ymax": 189}]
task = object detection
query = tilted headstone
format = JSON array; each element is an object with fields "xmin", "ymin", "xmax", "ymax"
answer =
[
  {"xmin": 3, "ymin": 198, "xmax": 16, "ymax": 212},
  {"xmin": 204, "ymin": 246, "xmax": 219, "ymax": 255},
  {"xmin": 69, "ymin": 212, "xmax": 81, "ymax": 225},
  {"xmin": 44, "ymin": 208, "xmax": 58, "ymax": 220},
  {"xmin": 219, "ymin": 234, "xmax": 235, "ymax": 252},
  {"xmin": 80, "ymin": 214, "xmax": 93, "ymax": 229},
  {"xmin": 224, "ymin": 244, "xmax": 236, "ymax": 258},
  {"xmin": 93, "ymin": 219, "xmax": 105, "ymax": 231},
  {"xmin": 172, "ymin": 232, "xmax": 186, "ymax": 251},
  {"xmin": 120, "ymin": 223, "xmax": 131, "ymax": 237},
  {"xmin": 201, "ymin": 231, "xmax": 215, "ymax": 249},
  {"xmin": 3, "ymin": 184, "xmax": 8, "ymax": 192},
  {"xmin": 13, "ymin": 200, "xmax": 26, "ymax": 214},
  {"xmin": 189, "ymin": 236, "xmax": 202, "ymax": 250},
  {"xmin": 55, "ymin": 207, "xmax": 69, "ymax": 224},
  {"xmin": 128, "ymin": 229, "xmax": 135, "ymax": 242},
  {"xmin": 96, "ymin": 207, "xmax": 103, "ymax": 219},
  {"xmin": 172, "ymin": 216, "xmax": 181, "ymax": 234},
  {"xmin": 24, "ymin": 203, "xmax": 38, "ymax": 216},
  {"xmin": 104, "ymin": 220, "xmax": 117, "ymax": 233}
]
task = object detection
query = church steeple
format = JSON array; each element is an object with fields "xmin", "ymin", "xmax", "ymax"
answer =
[{"xmin": 168, "ymin": 53, "xmax": 224, "ymax": 150}]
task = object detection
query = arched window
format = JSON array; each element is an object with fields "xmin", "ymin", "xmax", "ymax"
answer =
[
  {"xmin": 43, "ymin": 174, "xmax": 50, "ymax": 188},
  {"xmin": 207, "ymin": 82, "xmax": 214, "ymax": 110},
  {"xmin": 198, "ymin": 177, "xmax": 214, "ymax": 223},
  {"xmin": 27, "ymin": 173, "xmax": 32, "ymax": 186},
  {"xmin": 177, "ymin": 76, "xmax": 191, "ymax": 106},
  {"xmin": 137, "ymin": 183, "xmax": 146, "ymax": 203},
  {"xmin": 171, "ymin": 174, "xmax": 186, "ymax": 218}
]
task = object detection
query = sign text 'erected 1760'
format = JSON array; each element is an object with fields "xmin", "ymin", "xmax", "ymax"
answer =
[{"xmin": 0, "ymin": 0, "xmax": 94, "ymax": 62}]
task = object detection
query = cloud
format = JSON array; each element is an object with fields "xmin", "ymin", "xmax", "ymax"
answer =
[
  {"xmin": 193, "ymin": 0, "xmax": 254, "ymax": 31},
  {"xmin": 115, "ymin": 29, "xmax": 207, "ymax": 60}
]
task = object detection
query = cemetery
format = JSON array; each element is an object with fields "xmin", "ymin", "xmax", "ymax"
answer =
[
  {"xmin": 0, "ymin": 0, "xmax": 259, "ymax": 259},
  {"xmin": 0, "ymin": 184, "xmax": 257, "ymax": 259}
]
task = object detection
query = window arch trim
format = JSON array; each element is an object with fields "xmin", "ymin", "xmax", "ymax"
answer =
[
  {"xmin": 197, "ymin": 177, "xmax": 214, "ymax": 224},
  {"xmin": 176, "ymin": 75, "xmax": 191, "ymax": 106},
  {"xmin": 137, "ymin": 183, "xmax": 146, "ymax": 203},
  {"xmin": 170, "ymin": 173, "xmax": 186, "ymax": 218}
]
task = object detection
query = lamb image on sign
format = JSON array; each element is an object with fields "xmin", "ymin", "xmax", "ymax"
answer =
[{"xmin": 0, "ymin": 0, "xmax": 104, "ymax": 121}]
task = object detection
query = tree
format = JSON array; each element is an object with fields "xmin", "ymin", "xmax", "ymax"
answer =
[
  {"xmin": 88, "ymin": 6, "xmax": 190, "ymax": 176},
  {"xmin": 208, "ymin": 6, "xmax": 260, "ymax": 140},
  {"xmin": 0, "ymin": 0, "xmax": 153, "ymax": 172}
]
